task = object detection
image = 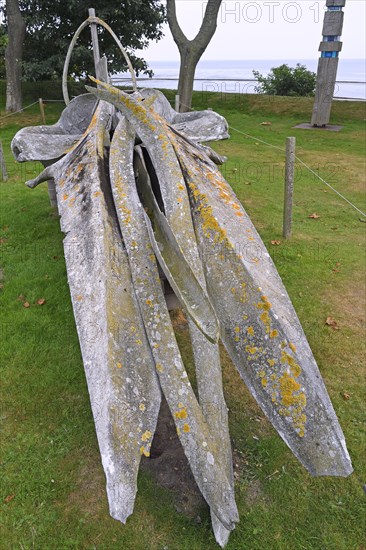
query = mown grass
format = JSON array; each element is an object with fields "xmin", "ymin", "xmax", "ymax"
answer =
[{"xmin": 1, "ymin": 85, "xmax": 365, "ymax": 549}]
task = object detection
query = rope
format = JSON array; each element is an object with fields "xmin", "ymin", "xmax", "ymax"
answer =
[
  {"xmin": 295, "ymin": 157, "xmax": 366, "ymax": 218},
  {"xmin": 229, "ymin": 125, "xmax": 285, "ymax": 153},
  {"xmin": 229, "ymin": 125, "xmax": 366, "ymax": 218},
  {"xmin": 0, "ymin": 101, "xmax": 39, "ymax": 121}
]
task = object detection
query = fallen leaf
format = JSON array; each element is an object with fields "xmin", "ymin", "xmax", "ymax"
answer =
[
  {"xmin": 37, "ymin": 298, "xmax": 46, "ymax": 306},
  {"xmin": 0, "ymin": 238, "xmax": 8, "ymax": 244},
  {"xmin": 4, "ymin": 494, "xmax": 15, "ymax": 503},
  {"xmin": 342, "ymin": 391, "xmax": 350, "ymax": 401},
  {"xmin": 325, "ymin": 316, "xmax": 340, "ymax": 330},
  {"xmin": 359, "ymin": 218, "xmax": 366, "ymax": 223},
  {"xmin": 261, "ymin": 121, "xmax": 272, "ymax": 126},
  {"xmin": 23, "ymin": 301, "xmax": 30, "ymax": 309},
  {"xmin": 18, "ymin": 294, "xmax": 25, "ymax": 302},
  {"xmin": 271, "ymin": 240, "xmax": 281, "ymax": 246},
  {"xmin": 309, "ymin": 213, "xmax": 320, "ymax": 219}
]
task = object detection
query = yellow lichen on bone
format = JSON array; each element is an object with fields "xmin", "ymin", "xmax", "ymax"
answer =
[
  {"xmin": 279, "ymin": 372, "xmax": 301, "ymax": 407},
  {"xmin": 140, "ymin": 446, "xmax": 150, "ymax": 457},
  {"xmin": 260, "ymin": 310, "xmax": 271, "ymax": 334},
  {"xmin": 281, "ymin": 351, "xmax": 302, "ymax": 378},
  {"xmin": 141, "ymin": 431, "xmax": 152, "ymax": 442},
  {"xmin": 174, "ymin": 408, "xmax": 188, "ymax": 420},
  {"xmin": 258, "ymin": 296, "xmax": 272, "ymax": 311}
]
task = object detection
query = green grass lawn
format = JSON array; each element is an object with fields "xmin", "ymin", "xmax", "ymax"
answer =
[{"xmin": 1, "ymin": 86, "xmax": 365, "ymax": 549}]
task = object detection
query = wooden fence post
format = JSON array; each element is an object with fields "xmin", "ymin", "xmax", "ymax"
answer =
[
  {"xmin": 0, "ymin": 140, "xmax": 8, "ymax": 182},
  {"xmin": 283, "ymin": 137, "xmax": 296, "ymax": 239},
  {"xmin": 39, "ymin": 98, "xmax": 46, "ymax": 124}
]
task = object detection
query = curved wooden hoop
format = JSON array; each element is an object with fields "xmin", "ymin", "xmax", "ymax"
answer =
[{"xmin": 62, "ymin": 16, "xmax": 137, "ymax": 105}]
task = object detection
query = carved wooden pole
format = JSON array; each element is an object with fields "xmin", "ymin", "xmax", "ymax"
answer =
[{"xmin": 311, "ymin": 0, "xmax": 346, "ymax": 127}]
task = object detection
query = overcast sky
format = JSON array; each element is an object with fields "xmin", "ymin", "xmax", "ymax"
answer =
[{"xmin": 142, "ymin": 0, "xmax": 366, "ymax": 61}]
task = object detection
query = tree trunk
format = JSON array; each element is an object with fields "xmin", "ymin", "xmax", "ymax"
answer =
[
  {"xmin": 167, "ymin": 0, "xmax": 222, "ymax": 112},
  {"xmin": 5, "ymin": 0, "xmax": 26, "ymax": 113},
  {"xmin": 177, "ymin": 47, "xmax": 201, "ymax": 112}
]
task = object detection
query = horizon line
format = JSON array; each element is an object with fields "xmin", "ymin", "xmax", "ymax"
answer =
[{"xmin": 144, "ymin": 57, "xmax": 366, "ymax": 62}]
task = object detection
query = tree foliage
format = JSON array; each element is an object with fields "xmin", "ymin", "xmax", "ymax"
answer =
[
  {"xmin": 253, "ymin": 64, "xmax": 316, "ymax": 97},
  {"xmin": 1, "ymin": 0, "xmax": 166, "ymax": 81}
]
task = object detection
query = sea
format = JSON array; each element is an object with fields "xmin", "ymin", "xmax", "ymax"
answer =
[{"xmin": 114, "ymin": 59, "xmax": 366, "ymax": 100}]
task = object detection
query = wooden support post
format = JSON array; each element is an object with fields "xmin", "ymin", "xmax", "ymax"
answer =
[
  {"xmin": 47, "ymin": 179, "xmax": 58, "ymax": 210},
  {"xmin": 41, "ymin": 160, "xmax": 58, "ymax": 210},
  {"xmin": 283, "ymin": 137, "xmax": 296, "ymax": 239},
  {"xmin": 0, "ymin": 140, "xmax": 8, "ymax": 181},
  {"xmin": 88, "ymin": 8, "xmax": 101, "ymax": 80},
  {"xmin": 175, "ymin": 94, "xmax": 180, "ymax": 112},
  {"xmin": 39, "ymin": 98, "xmax": 46, "ymax": 124}
]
